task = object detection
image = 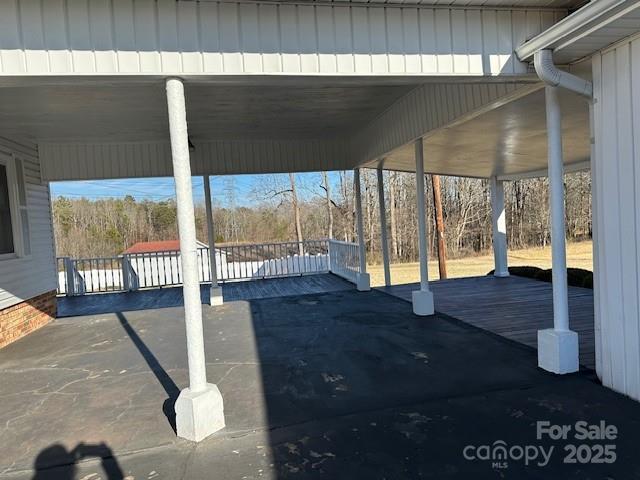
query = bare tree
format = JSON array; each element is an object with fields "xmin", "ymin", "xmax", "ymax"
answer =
[
  {"xmin": 289, "ymin": 173, "xmax": 304, "ymax": 255},
  {"xmin": 432, "ymin": 174, "xmax": 447, "ymax": 279},
  {"xmin": 52, "ymin": 171, "xmax": 593, "ymax": 272},
  {"xmin": 389, "ymin": 172, "xmax": 398, "ymax": 259},
  {"xmin": 321, "ymin": 171, "xmax": 334, "ymax": 239}
]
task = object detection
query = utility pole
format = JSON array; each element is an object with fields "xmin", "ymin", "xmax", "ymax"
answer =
[
  {"xmin": 321, "ymin": 172, "xmax": 334, "ymax": 239},
  {"xmin": 431, "ymin": 174, "xmax": 447, "ymax": 279}
]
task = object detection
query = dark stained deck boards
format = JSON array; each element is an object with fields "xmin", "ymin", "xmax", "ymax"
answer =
[
  {"xmin": 378, "ymin": 275, "xmax": 596, "ymax": 370},
  {"xmin": 57, "ymin": 273, "xmax": 354, "ymax": 317}
]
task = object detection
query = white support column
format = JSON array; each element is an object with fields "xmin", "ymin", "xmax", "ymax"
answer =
[
  {"xmin": 203, "ymin": 176, "xmax": 223, "ymax": 306},
  {"xmin": 167, "ymin": 78, "xmax": 225, "ymax": 441},
  {"xmin": 412, "ymin": 138, "xmax": 434, "ymax": 316},
  {"xmin": 537, "ymin": 85, "xmax": 579, "ymax": 374},
  {"xmin": 490, "ymin": 177, "xmax": 509, "ymax": 277},
  {"xmin": 377, "ymin": 167, "xmax": 391, "ymax": 287},
  {"xmin": 353, "ymin": 168, "xmax": 370, "ymax": 291}
]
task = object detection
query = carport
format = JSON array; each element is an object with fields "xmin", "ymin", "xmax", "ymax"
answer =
[{"xmin": 0, "ymin": 1, "xmax": 639, "ymax": 474}]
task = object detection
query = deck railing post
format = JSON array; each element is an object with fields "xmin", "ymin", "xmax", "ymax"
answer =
[
  {"xmin": 121, "ymin": 255, "xmax": 131, "ymax": 292},
  {"xmin": 537, "ymin": 85, "xmax": 579, "ymax": 374},
  {"xmin": 64, "ymin": 257, "xmax": 76, "ymax": 296},
  {"xmin": 166, "ymin": 77, "xmax": 225, "ymax": 442},
  {"xmin": 121, "ymin": 254, "xmax": 139, "ymax": 292},
  {"xmin": 490, "ymin": 177, "xmax": 509, "ymax": 277},
  {"xmin": 203, "ymin": 175, "xmax": 223, "ymax": 306},
  {"xmin": 412, "ymin": 138, "xmax": 435, "ymax": 316},
  {"xmin": 353, "ymin": 168, "xmax": 370, "ymax": 291},
  {"xmin": 377, "ymin": 166, "xmax": 391, "ymax": 287}
]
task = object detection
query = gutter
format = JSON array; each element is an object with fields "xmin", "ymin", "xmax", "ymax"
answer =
[
  {"xmin": 534, "ymin": 49, "xmax": 592, "ymax": 98},
  {"xmin": 516, "ymin": 0, "xmax": 640, "ymax": 62}
]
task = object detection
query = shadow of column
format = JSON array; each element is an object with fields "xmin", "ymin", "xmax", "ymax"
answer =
[{"xmin": 116, "ymin": 312, "xmax": 180, "ymax": 433}]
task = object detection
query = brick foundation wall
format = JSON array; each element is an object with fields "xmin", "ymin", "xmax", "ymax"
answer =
[{"xmin": 0, "ymin": 291, "xmax": 57, "ymax": 349}]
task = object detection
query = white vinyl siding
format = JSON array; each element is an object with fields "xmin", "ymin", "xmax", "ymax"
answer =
[
  {"xmin": 592, "ymin": 34, "xmax": 640, "ymax": 402},
  {"xmin": 0, "ymin": 1, "xmax": 564, "ymax": 76},
  {"xmin": 39, "ymin": 139, "xmax": 352, "ymax": 181},
  {"xmin": 0, "ymin": 137, "xmax": 57, "ymax": 311}
]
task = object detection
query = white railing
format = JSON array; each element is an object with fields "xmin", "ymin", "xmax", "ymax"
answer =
[
  {"xmin": 56, "ymin": 239, "xmax": 330, "ymax": 295},
  {"xmin": 217, "ymin": 240, "xmax": 329, "ymax": 282},
  {"xmin": 328, "ymin": 239, "xmax": 360, "ymax": 284}
]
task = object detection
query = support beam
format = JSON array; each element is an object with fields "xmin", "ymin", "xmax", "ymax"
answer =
[
  {"xmin": 377, "ymin": 167, "xmax": 391, "ymax": 287},
  {"xmin": 490, "ymin": 177, "xmax": 509, "ymax": 278},
  {"xmin": 537, "ymin": 85, "xmax": 579, "ymax": 375},
  {"xmin": 167, "ymin": 78, "xmax": 225, "ymax": 441},
  {"xmin": 412, "ymin": 138, "xmax": 434, "ymax": 316},
  {"xmin": 353, "ymin": 169, "xmax": 370, "ymax": 292},
  {"xmin": 203, "ymin": 176, "xmax": 223, "ymax": 306}
]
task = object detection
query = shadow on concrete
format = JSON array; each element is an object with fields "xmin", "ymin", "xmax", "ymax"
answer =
[
  {"xmin": 115, "ymin": 312, "xmax": 180, "ymax": 433},
  {"xmin": 6, "ymin": 282, "xmax": 640, "ymax": 478},
  {"xmin": 232, "ymin": 289, "xmax": 640, "ymax": 478},
  {"xmin": 32, "ymin": 442, "xmax": 124, "ymax": 479}
]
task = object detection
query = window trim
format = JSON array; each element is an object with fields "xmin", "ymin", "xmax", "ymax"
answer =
[{"xmin": 0, "ymin": 153, "xmax": 29, "ymax": 260}]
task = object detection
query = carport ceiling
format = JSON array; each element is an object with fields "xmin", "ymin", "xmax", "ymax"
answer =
[
  {"xmin": 0, "ymin": 78, "xmax": 591, "ymax": 179},
  {"xmin": 0, "ymin": 80, "xmax": 417, "ymax": 142},
  {"xmin": 377, "ymin": 87, "xmax": 590, "ymax": 178},
  {"xmin": 256, "ymin": 0, "xmax": 584, "ymax": 7}
]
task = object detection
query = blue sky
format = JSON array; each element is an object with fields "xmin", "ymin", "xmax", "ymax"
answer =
[{"xmin": 50, "ymin": 172, "xmax": 346, "ymax": 207}]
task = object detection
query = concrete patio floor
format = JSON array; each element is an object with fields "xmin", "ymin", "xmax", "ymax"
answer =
[{"xmin": 2, "ymin": 288, "xmax": 640, "ymax": 479}]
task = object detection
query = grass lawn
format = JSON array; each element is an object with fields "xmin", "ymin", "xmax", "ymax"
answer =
[{"xmin": 367, "ymin": 240, "xmax": 593, "ymax": 287}]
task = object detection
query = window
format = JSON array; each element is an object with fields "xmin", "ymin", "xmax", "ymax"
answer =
[
  {"xmin": 0, "ymin": 154, "xmax": 30, "ymax": 259},
  {"xmin": 0, "ymin": 164, "xmax": 14, "ymax": 255}
]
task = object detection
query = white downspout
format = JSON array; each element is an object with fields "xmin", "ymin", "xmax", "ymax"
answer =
[
  {"xmin": 534, "ymin": 49, "xmax": 591, "ymax": 374},
  {"xmin": 534, "ymin": 49, "xmax": 593, "ymax": 99}
]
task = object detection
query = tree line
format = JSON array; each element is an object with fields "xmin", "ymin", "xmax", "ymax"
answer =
[{"xmin": 52, "ymin": 170, "xmax": 592, "ymax": 263}]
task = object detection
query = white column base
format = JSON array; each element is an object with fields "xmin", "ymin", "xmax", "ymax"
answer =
[
  {"xmin": 209, "ymin": 286, "xmax": 223, "ymax": 306},
  {"xmin": 494, "ymin": 270, "xmax": 510, "ymax": 278},
  {"xmin": 537, "ymin": 328, "xmax": 579, "ymax": 374},
  {"xmin": 175, "ymin": 383, "xmax": 225, "ymax": 442},
  {"xmin": 412, "ymin": 289, "xmax": 434, "ymax": 316},
  {"xmin": 356, "ymin": 272, "xmax": 370, "ymax": 292}
]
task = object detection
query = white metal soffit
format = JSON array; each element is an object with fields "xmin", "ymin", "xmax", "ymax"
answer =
[
  {"xmin": 516, "ymin": 0, "xmax": 640, "ymax": 64},
  {"xmin": 221, "ymin": 0, "xmax": 582, "ymax": 7},
  {"xmin": 372, "ymin": 85, "xmax": 590, "ymax": 179}
]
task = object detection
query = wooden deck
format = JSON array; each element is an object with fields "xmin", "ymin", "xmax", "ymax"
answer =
[
  {"xmin": 378, "ymin": 275, "xmax": 596, "ymax": 370},
  {"xmin": 58, "ymin": 273, "xmax": 354, "ymax": 317}
]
